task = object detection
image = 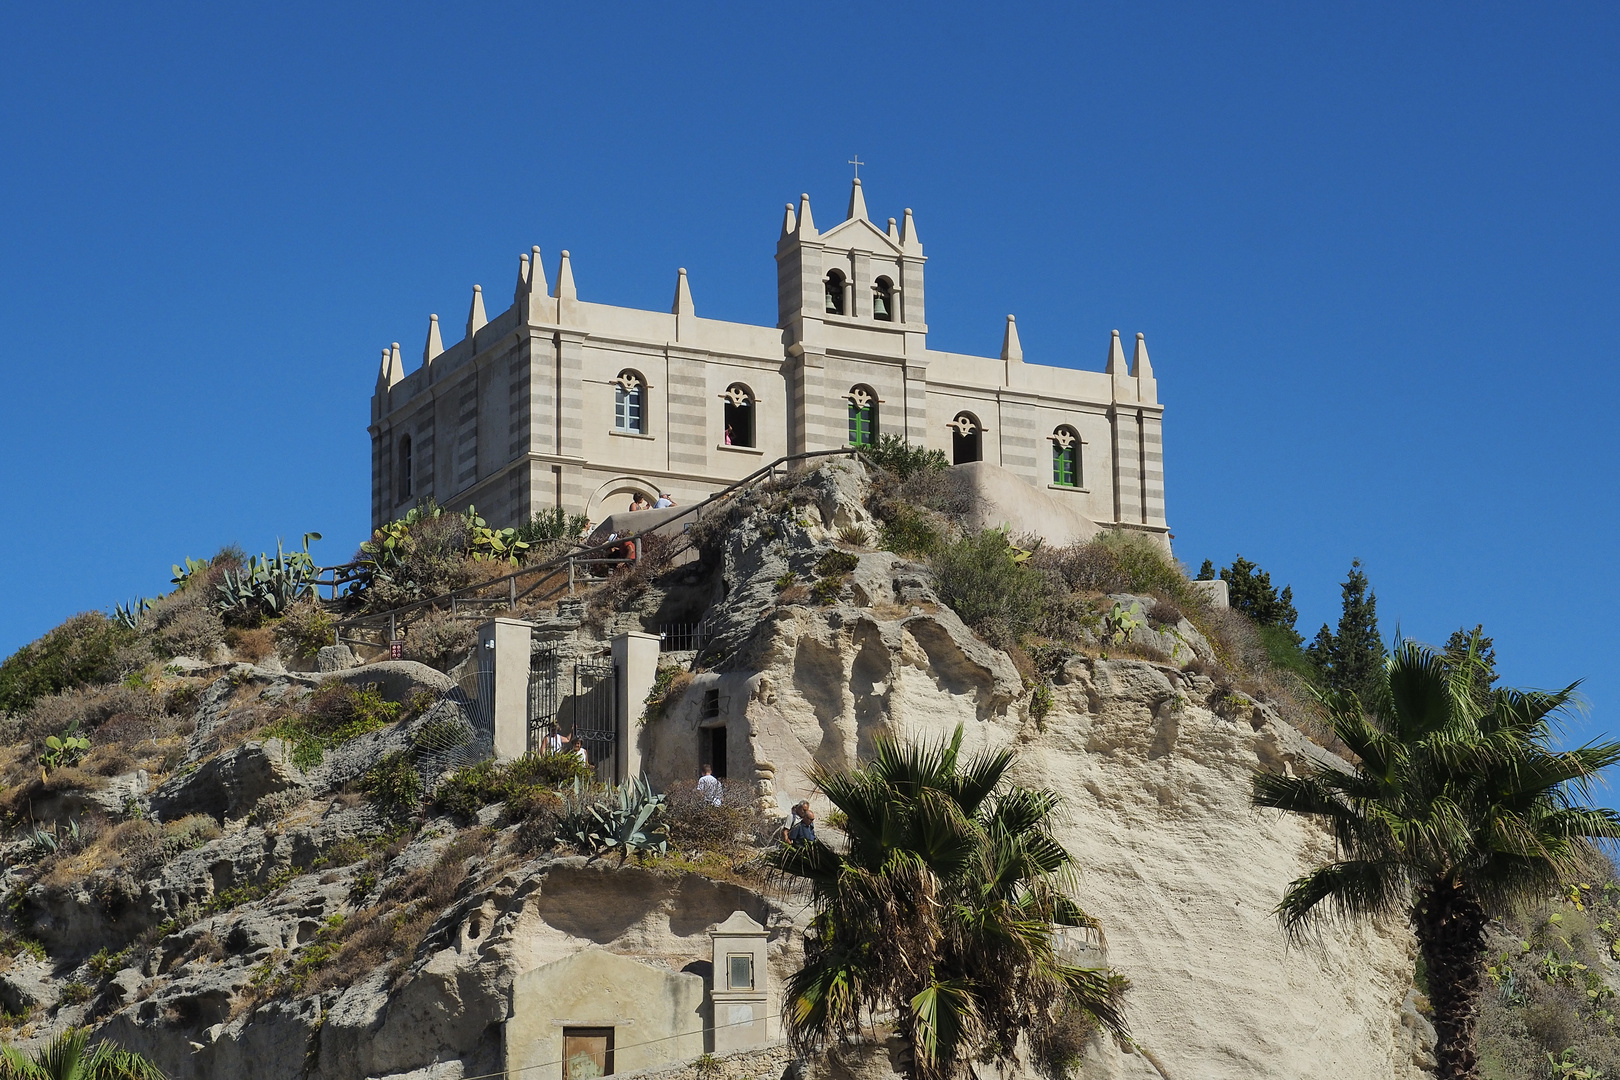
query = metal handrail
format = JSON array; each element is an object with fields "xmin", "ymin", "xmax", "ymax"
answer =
[{"xmin": 331, "ymin": 447, "xmax": 863, "ymax": 649}]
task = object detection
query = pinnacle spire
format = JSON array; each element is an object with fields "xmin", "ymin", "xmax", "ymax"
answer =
[
  {"xmin": 423, "ymin": 314, "xmax": 443, "ymax": 366},
  {"xmin": 1106, "ymin": 329, "xmax": 1126, "ymax": 375},
  {"xmin": 797, "ymin": 193, "xmax": 817, "ymax": 238},
  {"xmin": 900, "ymin": 208, "xmax": 920, "ymax": 250},
  {"xmin": 847, "ymin": 177, "xmax": 868, "ymax": 222},
  {"xmin": 780, "ymin": 202, "xmax": 797, "ymax": 240},
  {"xmin": 1000, "ymin": 315, "xmax": 1023, "ymax": 363},
  {"xmin": 529, "ymin": 245, "xmax": 548, "ymax": 298},
  {"xmin": 888, "ymin": 217, "xmax": 899, "ymax": 241},
  {"xmin": 514, "ymin": 254, "xmax": 529, "ymax": 306},
  {"xmin": 1132, "ymin": 332, "xmax": 1153, "ymax": 381},
  {"xmin": 378, "ymin": 342, "xmax": 404, "ymax": 390},
  {"xmin": 672, "ymin": 267, "xmax": 694, "ymax": 316},
  {"xmin": 466, "ymin": 285, "xmax": 487, "ymax": 339},
  {"xmin": 376, "ymin": 346, "xmax": 391, "ymax": 387},
  {"xmin": 553, "ymin": 250, "xmax": 577, "ymax": 300}
]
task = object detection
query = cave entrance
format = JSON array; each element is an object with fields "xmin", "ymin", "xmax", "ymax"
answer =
[{"xmin": 702, "ymin": 725, "xmax": 727, "ymax": 779}]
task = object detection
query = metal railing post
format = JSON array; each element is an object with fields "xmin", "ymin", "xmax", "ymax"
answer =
[
  {"xmin": 510, "ymin": 577, "xmax": 517, "ymax": 609},
  {"xmin": 568, "ymin": 558, "xmax": 575, "ymax": 595}
]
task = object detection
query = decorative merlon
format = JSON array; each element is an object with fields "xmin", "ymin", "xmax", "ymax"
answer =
[
  {"xmin": 466, "ymin": 285, "xmax": 487, "ymax": 339},
  {"xmin": 553, "ymin": 250, "xmax": 577, "ymax": 300},
  {"xmin": 672, "ymin": 268, "xmax": 694, "ymax": 316},
  {"xmin": 1133, "ymin": 332, "xmax": 1154, "ymax": 381},
  {"xmin": 423, "ymin": 315, "xmax": 442, "ymax": 367},
  {"xmin": 847, "ymin": 177, "xmax": 868, "ymax": 222},
  {"xmin": 779, "ymin": 203, "xmax": 796, "ymax": 240},
  {"xmin": 1105, "ymin": 328, "xmax": 1126, "ymax": 375},
  {"xmin": 797, "ymin": 193, "xmax": 816, "ymax": 238},
  {"xmin": 901, "ymin": 207, "xmax": 920, "ymax": 250},
  {"xmin": 1001, "ymin": 315, "xmax": 1023, "ymax": 364}
]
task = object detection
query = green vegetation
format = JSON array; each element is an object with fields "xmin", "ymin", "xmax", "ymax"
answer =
[
  {"xmin": 264, "ymin": 682, "xmax": 401, "ymax": 769},
  {"xmin": 767, "ymin": 725, "xmax": 1127, "ymax": 1080},
  {"xmin": 514, "ymin": 507, "xmax": 590, "ymax": 547},
  {"xmin": 558, "ymin": 776, "xmax": 668, "ymax": 861},
  {"xmin": 1304, "ymin": 558, "xmax": 1385, "ymax": 703},
  {"xmin": 0, "ymin": 614, "xmax": 133, "ymax": 715},
  {"xmin": 1254, "ymin": 639, "xmax": 1620, "ymax": 1078},
  {"xmin": 877, "ymin": 506, "xmax": 943, "ymax": 558},
  {"xmin": 432, "ymin": 751, "xmax": 591, "ymax": 820},
  {"xmin": 86, "ymin": 947, "xmax": 131, "ymax": 981},
  {"xmin": 811, "ymin": 549, "xmax": 860, "ymax": 604},
  {"xmin": 858, "ymin": 433, "xmax": 949, "ymax": 480},
  {"xmin": 930, "ymin": 530, "xmax": 1047, "ymax": 646},
  {"xmin": 642, "ymin": 665, "xmax": 693, "ymax": 723},
  {"xmin": 272, "ymin": 599, "xmax": 335, "ymax": 659},
  {"xmin": 0, "ymin": 1027, "xmax": 167, "ymax": 1079},
  {"xmin": 360, "ymin": 752, "xmax": 424, "ymax": 814},
  {"xmin": 37, "ymin": 722, "xmax": 90, "ymax": 772},
  {"xmin": 1213, "ymin": 555, "xmax": 1301, "ymax": 643},
  {"xmin": 214, "ymin": 533, "xmax": 322, "ymax": 627}
]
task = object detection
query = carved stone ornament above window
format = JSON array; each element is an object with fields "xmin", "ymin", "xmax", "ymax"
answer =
[
  {"xmin": 722, "ymin": 385, "xmax": 751, "ymax": 408},
  {"xmin": 1049, "ymin": 428, "xmax": 1077, "ymax": 449},
  {"xmin": 947, "ymin": 414, "xmax": 977, "ymax": 437},
  {"xmin": 846, "ymin": 387, "xmax": 874, "ymax": 409}
]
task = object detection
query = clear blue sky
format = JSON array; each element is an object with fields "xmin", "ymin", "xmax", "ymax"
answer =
[{"xmin": 2, "ymin": 4, "xmax": 1616, "ymax": 751}]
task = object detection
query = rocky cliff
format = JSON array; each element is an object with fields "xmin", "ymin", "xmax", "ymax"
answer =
[{"xmin": 0, "ymin": 459, "xmax": 1433, "ymax": 1079}]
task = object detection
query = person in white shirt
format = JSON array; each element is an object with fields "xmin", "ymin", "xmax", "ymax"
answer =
[
  {"xmin": 542, "ymin": 729, "xmax": 567, "ymax": 755},
  {"xmin": 697, "ymin": 763, "xmax": 722, "ymax": 807},
  {"xmin": 653, "ymin": 493, "xmax": 675, "ymax": 509},
  {"xmin": 569, "ymin": 736, "xmax": 589, "ymax": 766}
]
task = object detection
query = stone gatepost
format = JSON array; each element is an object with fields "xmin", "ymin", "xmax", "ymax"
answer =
[
  {"xmin": 478, "ymin": 618, "xmax": 533, "ymax": 761},
  {"xmin": 708, "ymin": 911, "xmax": 770, "ymax": 1051},
  {"xmin": 611, "ymin": 631, "xmax": 660, "ymax": 782}
]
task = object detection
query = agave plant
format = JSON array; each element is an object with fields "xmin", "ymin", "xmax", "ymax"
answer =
[
  {"xmin": 560, "ymin": 776, "xmax": 668, "ymax": 861},
  {"xmin": 110, "ymin": 598, "xmax": 152, "ymax": 631},
  {"xmin": 215, "ymin": 533, "xmax": 321, "ymax": 625}
]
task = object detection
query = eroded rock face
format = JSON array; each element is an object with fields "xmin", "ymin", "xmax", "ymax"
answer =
[
  {"xmin": 3, "ymin": 462, "xmax": 1430, "ymax": 1080},
  {"xmin": 150, "ymin": 739, "xmax": 307, "ymax": 824}
]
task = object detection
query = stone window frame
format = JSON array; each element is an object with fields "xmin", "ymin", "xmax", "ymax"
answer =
[
  {"xmin": 947, "ymin": 411, "xmax": 985, "ymax": 465},
  {"xmin": 612, "ymin": 370, "xmax": 647, "ymax": 435},
  {"xmin": 845, "ymin": 385, "xmax": 881, "ymax": 447},
  {"xmin": 1049, "ymin": 425, "xmax": 1083, "ymax": 488},
  {"xmin": 720, "ymin": 383, "xmax": 756, "ymax": 448}
]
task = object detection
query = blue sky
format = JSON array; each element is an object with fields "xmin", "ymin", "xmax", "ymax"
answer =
[{"xmin": 2, "ymin": 4, "xmax": 1616, "ymax": 753}]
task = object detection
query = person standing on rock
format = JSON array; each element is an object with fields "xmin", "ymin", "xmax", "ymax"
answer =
[{"xmin": 697, "ymin": 763, "xmax": 722, "ymax": 807}]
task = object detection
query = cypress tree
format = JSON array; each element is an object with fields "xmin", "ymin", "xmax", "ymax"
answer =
[
  {"xmin": 1196, "ymin": 559, "xmax": 1215, "ymax": 581},
  {"xmin": 1317, "ymin": 559, "xmax": 1385, "ymax": 703},
  {"xmin": 1218, "ymin": 555, "xmax": 1301, "ymax": 643},
  {"xmin": 1442, "ymin": 624, "xmax": 1498, "ymax": 707}
]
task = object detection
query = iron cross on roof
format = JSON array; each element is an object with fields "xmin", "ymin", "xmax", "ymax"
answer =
[{"xmin": 848, "ymin": 155, "xmax": 864, "ymax": 179}]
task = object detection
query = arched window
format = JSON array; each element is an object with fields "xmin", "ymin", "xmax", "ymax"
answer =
[
  {"xmin": 824, "ymin": 270, "xmax": 847, "ymax": 315},
  {"xmin": 722, "ymin": 383, "xmax": 755, "ymax": 448},
  {"xmin": 949, "ymin": 412, "xmax": 981, "ymax": 465},
  {"xmin": 1051, "ymin": 426, "xmax": 1080, "ymax": 487},
  {"xmin": 398, "ymin": 435, "xmax": 413, "ymax": 501},
  {"xmin": 872, "ymin": 276, "xmax": 894, "ymax": 322},
  {"xmin": 613, "ymin": 370, "xmax": 645, "ymax": 434},
  {"xmin": 847, "ymin": 385, "xmax": 878, "ymax": 447}
]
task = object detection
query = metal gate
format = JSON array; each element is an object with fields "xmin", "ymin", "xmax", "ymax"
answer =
[
  {"xmin": 572, "ymin": 659, "xmax": 617, "ymax": 783},
  {"xmin": 528, "ymin": 649, "xmax": 560, "ymax": 748}
]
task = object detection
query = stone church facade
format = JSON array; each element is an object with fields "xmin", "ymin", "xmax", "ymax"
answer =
[{"xmin": 369, "ymin": 179, "xmax": 1166, "ymax": 534}]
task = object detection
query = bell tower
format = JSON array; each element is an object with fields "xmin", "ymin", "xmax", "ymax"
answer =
[{"xmin": 774, "ymin": 178, "xmax": 929, "ymax": 453}]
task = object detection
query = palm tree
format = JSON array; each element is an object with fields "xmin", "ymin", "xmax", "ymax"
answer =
[
  {"xmin": 767, "ymin": 725, "xmax": 1128, "ymax": 1080},
  {"xmin": 1253, "ymin": 638, "xmax": 1620, "ymax": 1080},
  {"xmin": 0, "ymin": 1028, "xmax": 165, "ymax": 1080}
]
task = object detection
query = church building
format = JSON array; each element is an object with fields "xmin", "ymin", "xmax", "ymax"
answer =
[{"xmin": 368, "ymin": 178, "xmax": 1166, "ymax": 535}]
